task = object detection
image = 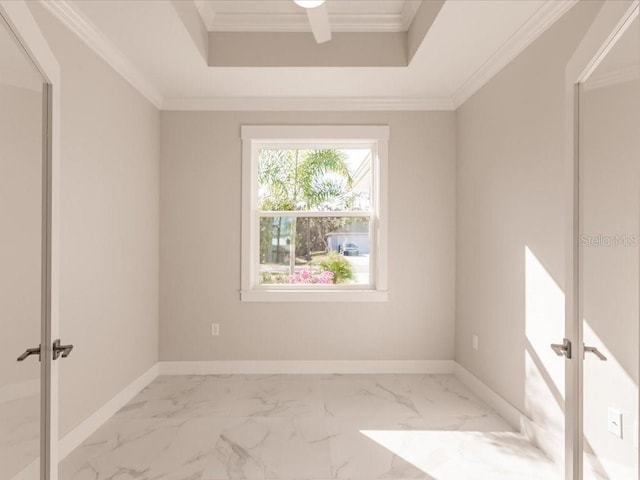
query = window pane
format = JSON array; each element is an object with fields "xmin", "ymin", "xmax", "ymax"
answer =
[
  {"xmin": 258, "ymin": 148, "xmax": 372, "ymax": 212},
  {"xmin": 258, "ymin": 216, "xmax": 370, "ymax": 286}
]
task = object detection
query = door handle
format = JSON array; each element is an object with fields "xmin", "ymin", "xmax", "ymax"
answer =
[
  {"xmin": 17, "ymin": 345, "xmax": 41, "ymax": 362},
  {"xmin": 52, "ymin": 339, "xmax": 73, "ymax": 360},
  {"xmin": 584, "ymin": 345, "xmax": 607, "ymax": 361},
  {"xmin": 551, "ymin": 338, "xmax": 572, "ymax": 359}
]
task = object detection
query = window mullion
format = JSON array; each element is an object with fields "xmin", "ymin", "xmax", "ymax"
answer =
[{"xmin": 256, "ymin": 211, "xmax": 373, "ymax": 218}]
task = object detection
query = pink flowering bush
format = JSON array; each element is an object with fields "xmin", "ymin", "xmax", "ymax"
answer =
[{"xmin": 289, "ymin": 267, "xmax": 334, "ymax": 284}]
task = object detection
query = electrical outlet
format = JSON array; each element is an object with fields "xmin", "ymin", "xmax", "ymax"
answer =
[
  {"xmin": 608, "ymin": 408, "xmax": 622, "ymax": 439},
  {"xmin": 211, "ymin": 323, "xmax": 220, "ymax": 336},
  {"xmin": 472, "ymin": 334, "xmax": 479, "ymax": 350}
]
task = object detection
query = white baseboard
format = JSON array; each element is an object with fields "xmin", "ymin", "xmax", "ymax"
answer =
[
  {"xmin": 452, "ymin": 362, "xmax": 526, "ymax": 431},
  {"xmin": 159, "ymin": 360, "xmax": 456, "ymax": 375},
  {"xmin": 58, "ymin": 362, "xmax": 160, "ymax": 460}
]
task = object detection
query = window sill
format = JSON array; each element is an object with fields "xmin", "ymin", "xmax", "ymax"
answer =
[{"xmin": 240, "ymin": 289, "xmax": 388, "ymax": 303}]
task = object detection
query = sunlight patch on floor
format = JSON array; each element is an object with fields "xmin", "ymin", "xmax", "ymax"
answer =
[{"xmin": 360, "ymin": 429, "xmax": 559, "ymax": 480}]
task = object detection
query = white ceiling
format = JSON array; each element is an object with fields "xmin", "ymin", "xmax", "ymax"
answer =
[{"xmin": 37, "ymin": 0, "xmax": 579, "ymax": 110}]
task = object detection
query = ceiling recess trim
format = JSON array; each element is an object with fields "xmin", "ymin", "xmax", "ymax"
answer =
[
  {"xmin": 208, "ymin": 14, "xmax": 407, "ymax": 33},
  {"xmin": 452, "ymin": 0, "xmax": 579, "ymax": 108},
  {"xmin": 195, "ymin": 1, "xmax": 422, "ymax": 33},
  {"xmin": 400, "ymin": 1, "xmax": 422, "ymax": 31},
  {"xmin": 161, "ymin": 96, "xmax": 456, "ymax": 112},
  {"xmin": 39, "ymin": 0, "xmax": 163, "ymax": 108}
]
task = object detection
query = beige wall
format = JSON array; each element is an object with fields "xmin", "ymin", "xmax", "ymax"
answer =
[
  {"xmin": 581, "ymin": 78, "xmax": 640, "ymax": 479},
  {"xmin": 455, "ymin": 0, "xmax": 603, "ymax": 467},
  {"xmin": 160, "ymin": 111, "xmax": 456, "ymax": 362},
  {"xmin": 30, "ymin": 4, "xmax": 160, "ymax": 436}
]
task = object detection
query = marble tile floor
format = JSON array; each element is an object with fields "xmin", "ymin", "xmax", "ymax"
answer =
[{"xmin": 60, "ymin": 374, "xmax": 560, "ymax": 480}]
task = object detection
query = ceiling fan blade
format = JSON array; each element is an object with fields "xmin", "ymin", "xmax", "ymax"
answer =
[{"xmin": 306, "ymin": 4, "xmax": 331, "ymax": 44}]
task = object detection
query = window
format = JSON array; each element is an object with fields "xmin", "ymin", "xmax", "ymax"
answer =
[{"xmin": 241, "ymin": 125, "xmax": 388, "ymax": 302}]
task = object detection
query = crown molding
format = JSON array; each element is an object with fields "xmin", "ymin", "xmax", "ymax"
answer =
[
  {"xmin": 583, "ymin": 64, "xmax": 640, "ymax": 91},
  {"xmin": 452, "ymin": 0, "xmax": 579, "ymax": 108},
  {"xmin": 161, "ymin": 96, "xmax": 456, "ymax": 111},
  {"xmin": 39, "ymin": 0, "xmax": 163, "ymax": 108}
]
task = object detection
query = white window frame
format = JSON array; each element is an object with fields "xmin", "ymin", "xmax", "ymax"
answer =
[{"xmin": 241, "ymin": 125, "xmax": 389, "ymax": 302}]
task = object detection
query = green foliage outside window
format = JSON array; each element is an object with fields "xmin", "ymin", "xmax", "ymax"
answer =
[{"xmin": 311, "ymin": 251, "xmax": 354, "ymax": 284}]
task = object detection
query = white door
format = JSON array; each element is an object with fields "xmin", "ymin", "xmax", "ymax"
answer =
[
  {"xmin": 578, "ymin": 11, "xmax": 639, "ymax": 480},
  {"xmin": 565, "ymin": 2, "xmax": 640, "ymax": 479},
  {"xmin": 0, "ymin": 8, "xmax": 60, "ymax": 480}
]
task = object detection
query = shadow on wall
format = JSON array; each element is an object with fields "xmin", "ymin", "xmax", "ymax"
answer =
[{"xmin": 524, "ymin": 245, "xmax": 639, "ymax": 479}]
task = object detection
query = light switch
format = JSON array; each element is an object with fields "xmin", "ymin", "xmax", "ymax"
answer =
[{"xmin": 608, "ymin": 408, "xmax": 622, "ymax": 438}]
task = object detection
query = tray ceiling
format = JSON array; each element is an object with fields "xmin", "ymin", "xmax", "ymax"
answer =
[{"xmin": 36, "ymin": 0, "xmax": 579, "ymax": 110}]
